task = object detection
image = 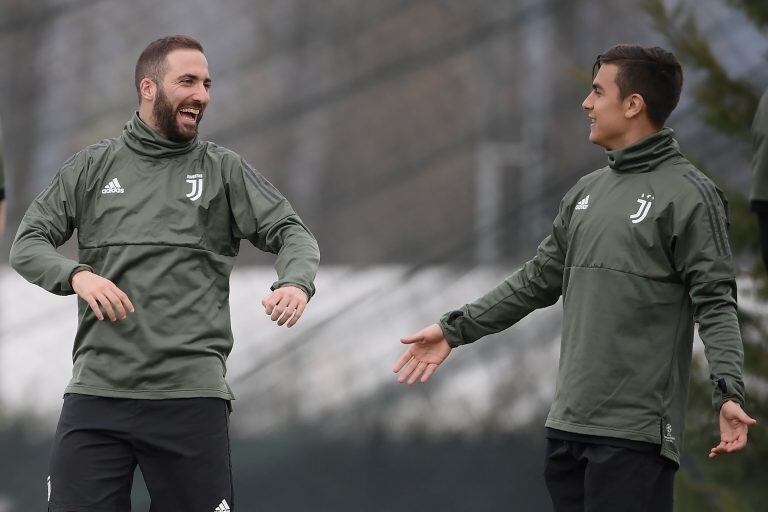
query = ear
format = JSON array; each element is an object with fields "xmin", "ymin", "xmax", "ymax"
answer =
[
  {"xmin": 139, "ymin": 78, "xmax": 157, "ymax": 103},
  {"xmin": 624, "ymin": 93, "xmax": 646, "ymax": 120}
]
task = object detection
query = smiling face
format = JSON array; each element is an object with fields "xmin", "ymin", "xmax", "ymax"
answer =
[
  {"xmin": 581, "ymin": 63, "xmax": 632, "ymax": 150},
  {"xmin": 140, "ymin": 48, "xmax": 211, "ymax": 142}
]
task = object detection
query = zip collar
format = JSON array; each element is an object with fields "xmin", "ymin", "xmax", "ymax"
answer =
[
  {"xmin": 606, "ymin": 128, "xmax": 682, "ymax": 173},
  {"xmin": 122, "ymin": 112, "xmax": 198, "ymax": 158}
]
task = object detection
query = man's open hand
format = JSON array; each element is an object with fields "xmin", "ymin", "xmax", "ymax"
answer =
[
  {"xmin": 71, "ymin": 270, "xmax": 134, "ymax": 322},
  {"xmin": 261, "ymin": 285, "xmax": 308, "ymax": 327},
  {"xmin": 393, "ymin": 323, "xmax": 452, "ymax": 384},
  {"xmin": 709, "ymin": 400, "xmax": 757, "ymax": 458}
]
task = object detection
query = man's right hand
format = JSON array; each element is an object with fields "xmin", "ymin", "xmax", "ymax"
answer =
[
  {"xmin": 71, "ymin": 270, "xmax": 135, "ymax": 322},
  {"xmin": 393, "ymin": 323, "xmax": 452, "ymax": 384}
]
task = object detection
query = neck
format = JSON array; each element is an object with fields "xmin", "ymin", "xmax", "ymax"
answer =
[
  {"xmin": 605, "ymin": 123, "xmax": 659, "ymax": 151},
  {"xmin": 138, "ymin": 104, "xmax": 163, "ymax": 138}
]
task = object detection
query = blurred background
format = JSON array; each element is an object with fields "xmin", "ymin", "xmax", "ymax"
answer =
[{"xmin": 0, "ymin": 0, "xmax": 766, "ymax": 510}]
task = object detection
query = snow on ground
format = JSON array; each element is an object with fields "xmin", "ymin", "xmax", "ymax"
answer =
[
  {"xmin": 0, "ymin": 264, "xmax": 562, "ymax": 437},
  {"xmin": 7, "ymin": 265, "xmax": 759, "ymax": 438}
]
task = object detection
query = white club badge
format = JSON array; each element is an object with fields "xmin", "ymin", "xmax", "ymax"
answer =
[
  {"xmin": 185, "ymin": 174, "xmax": 204, "ymax": 201},
  {"xmin": 630, "ymin": 193, "xmax": 654, "ymax": 224}
]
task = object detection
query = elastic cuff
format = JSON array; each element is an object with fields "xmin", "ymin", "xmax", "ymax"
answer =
[
  {"xmin": 66, "ymin": 264, "xmax": 95, "ymax": 293},
  {"xmin": 271, "ymin": 281, "xmax": 314, "ymax": 301},
  {"xmin": 439, "ymin": 310, "xmax": 467, "ymax": 348}
]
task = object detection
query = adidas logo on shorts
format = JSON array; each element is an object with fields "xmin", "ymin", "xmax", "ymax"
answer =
[{"xmin": 214, "ymin": 498, "xmax": 231, "ymax": 511}]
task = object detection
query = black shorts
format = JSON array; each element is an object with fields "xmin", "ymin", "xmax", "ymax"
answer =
[
  {"xmin": 544, "ymin": 437, "xmax": 676, "ymax": 512},
  {"xmin": 48, "ymin": 393, "xmax": 233, "ymax": 512}
]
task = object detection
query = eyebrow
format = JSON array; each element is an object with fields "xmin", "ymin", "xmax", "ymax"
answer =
[
  {"xmin": 177, "ymin": 73, "xmax": 212, "ymax": 85},
  {"xmin": 591, "ymin": 82, "xmax": 603, "ymax": 92}
]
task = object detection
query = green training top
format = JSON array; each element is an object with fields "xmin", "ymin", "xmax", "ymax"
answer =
[
  {"xmin": 751, "ymin": 88, "xmax": 768, "ymax": 211},
  {"xmin": 440, "ymin": 129, "xmax": 745, "ymax": 464},
  {"xmin": 11, "ymin": 113, "xmax": 320, "ymax": 401}
]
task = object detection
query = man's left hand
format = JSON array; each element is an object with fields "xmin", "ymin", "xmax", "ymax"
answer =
[
  {"xmin": 261, "ymin": 285, "xmax": 308, "ymax": 328},
  {"xmin": 709, "ymin": 400, "xmax": 757, "ymax": 458}
]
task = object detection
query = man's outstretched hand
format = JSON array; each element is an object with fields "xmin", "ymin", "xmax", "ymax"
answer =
[
  {"xmin": 71, "ymin": 270, "xmax": 135, "ymax": 322},
  {"xmin": 262, "ymin": 285, "xmax": 308, "ymax": 328},
  {"xmin": 393, "ymin": 323, "xmax": 452, "ymax": 384},
  {"xmin": 709, "ymin": 400, "xmax": 757, "ymax": 459}
]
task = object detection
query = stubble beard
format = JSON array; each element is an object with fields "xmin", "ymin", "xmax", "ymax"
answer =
[{"xmin": 153, "ymin": 86, "xmax": 198, "ymax": 143}]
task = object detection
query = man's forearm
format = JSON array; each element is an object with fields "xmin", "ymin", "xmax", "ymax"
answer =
[
  {"xmin": 10, "ymin": 217, "xmax": 89, "ymax": 295},
  {"xmin": 690, "ymin": 278, "xmax": 746, "ymax": 410},
  {"xmin": 271, "ymin": 221, "xmax": 320, "ymax": 300}
]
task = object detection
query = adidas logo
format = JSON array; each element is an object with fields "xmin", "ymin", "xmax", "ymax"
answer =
[
  {"xmin": 102, "ymin": 178, "xmax": 125, "ymax": 194},
  {"xmin": 574, "ymin": 194, "xmax": 590, "ymax": 210},
  {"xmin": 214, "ymin": 499, "xmax": 231, "ymax": 512}
]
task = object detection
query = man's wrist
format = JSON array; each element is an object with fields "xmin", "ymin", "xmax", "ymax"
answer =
[{"xmin": 69, "ymin": 265, "xmax": 93, "ymax": 285}]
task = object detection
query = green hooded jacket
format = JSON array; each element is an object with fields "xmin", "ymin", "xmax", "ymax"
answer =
[
  {"xmin": 439, "ymin": 129, "xmax": 744, "ymax": 464},
  {"xmin": 10, "ymin": 113, "xmax": 320, "ymax": 401}
]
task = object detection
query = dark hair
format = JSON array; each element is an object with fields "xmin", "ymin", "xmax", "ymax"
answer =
[
  {"xmin": 593, "ymin": 44, "xmax": 683, "ymax": 127},
  {"xmin": 134, "ymin": 35, "xmax": 204, "ymax": 102}
]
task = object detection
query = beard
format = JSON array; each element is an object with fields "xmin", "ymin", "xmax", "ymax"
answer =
[{"xmin": 152, "ymin": 86, "xmax": 200, "ymax": 143}]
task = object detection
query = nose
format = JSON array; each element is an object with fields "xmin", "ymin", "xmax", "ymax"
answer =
[
  {"xmin": 192, "ymin": 83, "xmax": 210, "ymax": 105},
  {"xmin": 582, "ymin": 92, "xmax": 593, "ymax": 111}
]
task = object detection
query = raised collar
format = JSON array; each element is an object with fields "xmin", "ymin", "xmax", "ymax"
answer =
[
  {"xmin": 606, "ymin": 128, "xmax": 682, "ymax": 173},
  {"xmin": 122, "ymin": 112, "xmax": 198, "ymax": 158}
]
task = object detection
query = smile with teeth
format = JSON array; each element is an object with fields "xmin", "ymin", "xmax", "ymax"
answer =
[{"xmin": 179, "ymin": 107, "xmax": 200, "ymax": 121}]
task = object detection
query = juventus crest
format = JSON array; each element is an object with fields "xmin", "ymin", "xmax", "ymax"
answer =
[
  {"xmin": 630, "ymin": 193, "xmax": 654, "ymax": 224},
  {"xmin": 185, "ymin": 173, "xmax": 204, "ymax": 201}
]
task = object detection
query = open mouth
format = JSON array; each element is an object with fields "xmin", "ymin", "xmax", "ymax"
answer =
[{"xmin": 178, "ymin": 106, "xmax": 201, "ymax": 124}]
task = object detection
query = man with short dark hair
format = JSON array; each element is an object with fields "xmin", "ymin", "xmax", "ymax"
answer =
[
  {"xmin": 11, "ymin": 35, "xmax": 319, "ymax": 511},
  {"xmin": 394, "ymin": 44, "xmax": 755, "ymax": 511},
  {"xmin": 751, "ymin": 87, "xmax": 768, "ymax": 272}
]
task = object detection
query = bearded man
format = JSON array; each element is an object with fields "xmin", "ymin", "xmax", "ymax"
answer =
[{"xmin": 11, "ymin": 35, "xmax": 319, "ymax": 511}]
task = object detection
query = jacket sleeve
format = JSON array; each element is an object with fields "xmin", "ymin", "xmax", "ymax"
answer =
[
  {"xmin": 674, "ymin": 179, "xmax": 745, "ymax": 411},
  {"xmin": 10, "ymin": 152, "xmax": 93, "ymax": 295},
  {"xmin": 226, "ymin": 157, "xmax": 320, "ymax": 299},
  {"xmin": 439, "ymin": 200, "xmax": 568, "ymax": 348}
]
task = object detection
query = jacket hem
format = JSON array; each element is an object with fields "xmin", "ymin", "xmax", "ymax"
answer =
[
  {"xmin": 64, "ymin": 385, "xmax": 235, "ymax": 401},
  {"xmin": 545, "ymin": 418, "xmax": 659, "ymax": 444},
  {"xmin": 545, "ymin": 417, "xmax": 680, "ymax": 465}
]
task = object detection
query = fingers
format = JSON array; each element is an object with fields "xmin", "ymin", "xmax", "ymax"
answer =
[
  {"xmin": 393, "ymin": 358, "xmax": 440, "ymax": 384},
  {"xmin": 407, "ymin": 362, "xmax": 428, "ymax": 384},
  {"xmin": 709, "ymin": 430, "xmax": 749, "ymax": 458},
  {"xmin": 95, "ymin": 291, "xmax": 118, "ymax": 321},
  {"xmin": 263, "ymin": 288, "xmax": 308, "ymax": 328},
  {"xmin": 272, "ymin": 296, "xmax": 299, "ymax": 325},
  {"xmin": 736, "ymin": 410, "xmax": 758, "ymax": 426},
  {"xmin": 115, "ymin": 288, "xmax": 135, "ymax": 315},
  {"xmin": 96, "ymin": 285, "xmax": 135, "ymax": 321},
  {"xmin": 287, "ymin": 301, "xmax": 306, "ymax": 328},
  {"xmin": 397, "ymin": 357, "xmax": 420, "ymax": 384},
  {"xmin": 400, "ymin": 332, "xmax": 423, "ymax": 345},
  {"xmin": 84, "ymin": 295, "xmax": 105, "ymax": 321},
  {"xmin": 73, "ymin": 272, "xmax": 134, "ymax": 322},
  {"xmin": 262, "ymin": 294, "xmax": 277, "ymax": 316},
  {"xmin": 421, "ymin": 363, "xmax": 438, "ymax": 382},
  {"xmin": 393, "ymin": 350, "xmax": 413, "ymax": 373}
]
